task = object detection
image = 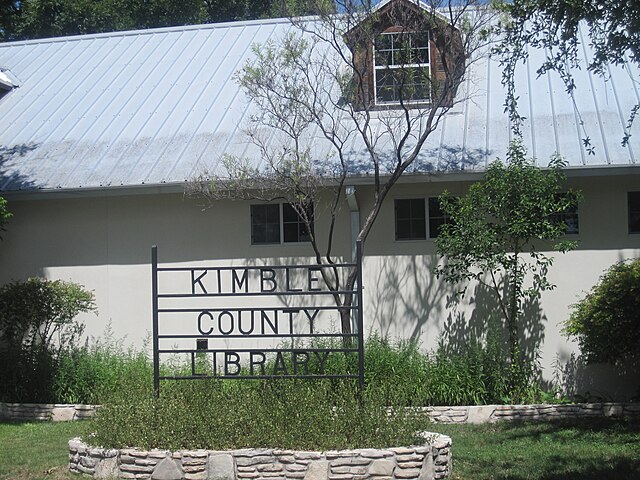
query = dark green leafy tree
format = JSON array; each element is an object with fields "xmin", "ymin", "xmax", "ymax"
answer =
[
  {"xmin": 496, "ymin": 0, "xmax": 640, "ymax": 149},
  {"xmin": 434, "ymin": 141, "xmax": 580, "ymax": 390},
  {"xmin": 0, "ymin": 0, "xmax": 327, "ymax": 41},
  {"xmin": 564, "ymin": 258, "xmax": 640, "ymax": 366}
]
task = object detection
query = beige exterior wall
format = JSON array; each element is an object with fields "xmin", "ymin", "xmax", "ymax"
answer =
[{"xmin": 0, "ymin": 172, "xmax": 638, "ymax": 398}]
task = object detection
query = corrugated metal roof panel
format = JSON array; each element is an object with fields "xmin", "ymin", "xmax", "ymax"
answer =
[{"xmin": 0, "ymin": 14, "xmax": 638, "ymax": 193}]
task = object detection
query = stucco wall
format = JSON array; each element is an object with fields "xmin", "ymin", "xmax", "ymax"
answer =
[{"xmin": 1, "ymin": 172, "xmax": 638, "ymax": 398}]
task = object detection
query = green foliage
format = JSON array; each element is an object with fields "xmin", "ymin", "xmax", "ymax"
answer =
[
  {"xmin": 0, "ymin": 0, "xmax": 327, "ymax": 41},
  {"xmin": 434, "ymin": 141, "xmax": 580, "ymax": 386},
  {"xmin": 0, "ymin": 277, "xmax": 95, "ymax": 348},
  {"xmin": 0, "ymin": 277, "xmax": 96, "ymax": 403},
  {"xmin": 564, "ymin": 258, "xmax": 640, "ymax": 366},
  {"xmin": 0, "ymin": 196, "xmax": 10, "ymax": 239},
  {"xmin": 496, "ymin": 0, "xmax": 639, "ymax": 147},
  {"xmin": 93, "ymin": 377, "xmax": 429, "ymax": 450}
]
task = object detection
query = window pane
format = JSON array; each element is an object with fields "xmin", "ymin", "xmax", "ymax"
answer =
[
  {"xmin": 428, "ymin": 197, "xmax": 452, "ymax": 238},
  {"xmin": 629, "ymin": 192, "xmax": 640, "ymax": 234},
  {"xmin": 251, "ymin": 204, "xmax": 280, "ymax": 244},
  {"xmin": 550, "ymin": 194, "xmax": 579, "ymax": 235},
  {"xmin": 283, "ymin": 202, "xmax": 313, "ymax": 243},
  {"xmin": 395, "ymin": 199, "xmax": 426, "ymax": 240}
]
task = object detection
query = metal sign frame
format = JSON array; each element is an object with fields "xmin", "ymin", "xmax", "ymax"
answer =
[{"xmin": 151, "ymin": 241, "xmax": 364, "ymax": 396}]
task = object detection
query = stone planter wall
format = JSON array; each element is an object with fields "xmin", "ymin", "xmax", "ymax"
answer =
[
  {"xmin": 68, "ymin": 435, "xmax": 452, "ymax": 480},
  {"xmin": 422, "ymin": 402, "xmax": 640, "ymax": 424},
  {"xmin": 0, "ymin": 402, "xmax": 98, "ymax": 421},
  {"xmin": 3, "ymin": 402, "xmax": 639, "ymax": 424}
]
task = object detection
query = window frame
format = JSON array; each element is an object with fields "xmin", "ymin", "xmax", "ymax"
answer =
[
  {"xmin": 428, "ymin": 197, "xmax": 453, "ymax": 239},
  {"xmin": 550, "ymin": 194, "xmax": 580, "ymax": 235},
  {"xmin": 394, "ymin": 198, "xmax": 427, "ymax": 241},
  {"xmin": 250, "ymin": 202, "xmax": 314, "ymax": 245},
  {"xmin": 373, "ymin": 30, "xmax": 431, "ymax": 106}
]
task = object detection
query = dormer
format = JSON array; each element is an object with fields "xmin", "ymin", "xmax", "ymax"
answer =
[
  {"xmin": 344, "ymin": 0, "xmax": 465, "ymax": 109},
  {"xmin": 0, "ymin": 68, "xmax": 19, "ymax": 101}
]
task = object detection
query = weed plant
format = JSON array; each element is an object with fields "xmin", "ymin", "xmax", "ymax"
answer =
[{"xmin": 92, "ymin": 377, "xmax": 430, "ymax": 450}]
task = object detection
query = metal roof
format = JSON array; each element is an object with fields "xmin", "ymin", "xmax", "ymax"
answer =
[{"xmin": 0, "ymin": 14, "xmax": 638, "ymax": 194}]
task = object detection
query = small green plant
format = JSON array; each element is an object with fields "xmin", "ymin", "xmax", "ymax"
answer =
[
  {"xmin": 0, "ymin": 196, "xmax": 10, "ymax": 239},
  {"xmin": 564, "ymin": 258, "xmax": 640, "ymax": 365}
]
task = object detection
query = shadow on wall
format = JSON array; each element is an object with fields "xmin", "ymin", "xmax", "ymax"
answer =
[
  {"xmin": 0, "ymin": 144, "xmax": 40, "ymax": 191},
  {"xmin": 440, "ymin": 279, "xmax": 546, "ymax": 368},
  {"xmin": 555, "ymin": 352, "xmax": 640, "ymax": 402},
  {"xmin": 369, "ymin": 254, "xmax": 452, "ymax": 341}
]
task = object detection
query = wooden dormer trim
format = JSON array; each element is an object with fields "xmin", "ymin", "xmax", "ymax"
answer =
[{"xmin": 344, "ymin": 0, "xmax": 465, "ymax": 110}]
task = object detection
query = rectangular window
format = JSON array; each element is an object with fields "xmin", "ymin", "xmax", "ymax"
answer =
[
  {"xmin": 551, "ymin": 196, "xmax": 579, "ymax": 235},
  {"xmin": 395, "ymin": 198, "xmax": 426, "ymax": 240},
  {"xmin": 283, "ymin": 202, "xmax": 314, "ymax": 243},
  {"xmin": 251, "ymin": 203, "xmax": 313, "ymax": 244},
  {"xmin": 374, "ymin": 31, "xmax": 430, "ymax": 105},
  {"xmin": 629, "ymin": 192, "xmax": 640, "ymax": 234},
  {"xmin": 251, "ymin": 204, "xmax": 281, "ymax": 244},
  {"xmin": 428, "ymin": 197, "xmax": 453, "ymax": 238},
  {"xmin": 551, "ymin": 208, "xmax": 579, "ymax": 234}
]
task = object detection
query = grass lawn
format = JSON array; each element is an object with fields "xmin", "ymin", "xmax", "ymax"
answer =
[
  {"xmin": 0, "ymin": 417, "xmax": 638, "ymax": 480},
  {"xmin": 437, "ymin": 418, "xmax": 640, "ymax": 480},
  {"xmin": 0, "ymin": 420, "xmax": 90, "ymax": 480}
]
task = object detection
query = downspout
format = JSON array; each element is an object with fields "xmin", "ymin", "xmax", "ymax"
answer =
[{"xmin": 345, "ymin": 186, "xmax": 360, "ymax": 334}]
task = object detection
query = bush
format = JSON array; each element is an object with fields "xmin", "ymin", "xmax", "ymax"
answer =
[
  {"xmin": 0, "ymin": 277, "xmax": 96, "ymax": 403},
  {"xmin": 564, "ymin": 258, "xmax": 640, "ymax": 365},
  {"xmin": 93, "ymin": 377, "xmax": 430, "ymax": 451},
  {"xmin": 0, "ymin": 277, "xmax": 95, "ymax": 349}
]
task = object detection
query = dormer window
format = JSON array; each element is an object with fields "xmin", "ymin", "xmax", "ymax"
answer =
[
  {"xmin": 344, "ymin": 0, "xmax": 466, "ymax": 111},
  {"xmin": 374, "ymin": 30, "xmax": 431, "ymax": 104}
]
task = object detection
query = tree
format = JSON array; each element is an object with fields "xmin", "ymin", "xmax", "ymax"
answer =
[
  {"xmin": 496, "ymin": 0, "xmax": 640, "ymax": 147},
  {"xmin": 0, "ymin": 0, "xmax": 326, "ymax": 42},
  {"xmin": 0, "ymin": 196, "xmax": 10, "ymax": 239},
  {"xmin": 192, "ymin": 0, "xmax": 493, "ymax": 335},
  {"xmin": 564, "ymin": 258, "xmax": 640, "ymax": 366},
  {"xmin": 434, "ymin": 141, "xmax": 580, "ymax": 387}
]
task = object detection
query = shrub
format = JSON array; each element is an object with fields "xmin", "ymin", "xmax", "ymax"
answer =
[
  {"xmin": 0, "ymin": 277, "xmax": 96, "ymax": 350},
  {"xmin": 564, "ymin": 258, "xmax": 640, "ymax": 365},
  {"xmin": 0, "ymin": 277, "xmax": 96, "ymax": 403},
  {"xmin": 93, "ymin": 377, "xmax": 430, "ymax": 451}
]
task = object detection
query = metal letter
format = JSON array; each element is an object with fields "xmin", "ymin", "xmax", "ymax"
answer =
[
  {"xmin": 232, "ymin": 268, "xmax": 249, "ymax": 293},
  {"xmin": 260, "ymin": 310, "xmax": 278, "ymax": 334},
  {"xmin": 303, "ymin": 309, "xmax": 320, "ymax": 334},
  {"xmin": 218, "ymin": 310, "xmax": 235, "ymax": 335},
  {"xmin": 224, "ymin": 351, "xmax": 241, "ymax": 376},
  {"xmin": 293, "ymin": 351, "xmax": 310, "ymax": 375},
  {"xmin": 272, "ymin": 351, "xmax": 288, "ymax": 376},
  {"xmin": 249, "ymin": 351, "xmax": 266, "ymax": 376},
  {"xmin": 191, "ymin": 270, "xmax": 208, "ymax": 294},
  {"xmin": 197, "ymin": 311, "xmax": 214, "ymax": 335},
  {"xmin": 307, "ymin": 267, "xmax": 322, "ymax": 291},
  {"xmin": 238, "ymin": 310, "xmax": 255, "ymax": 335},
  {"xmin": 313, "ymin": 351, "xmax": 330, "ymax": 374},
  {"xmin": 260, "ymin": 268, "xmax": 277, "ymax": 292}
]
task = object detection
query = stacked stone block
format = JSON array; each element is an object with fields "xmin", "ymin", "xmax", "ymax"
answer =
[
  {"xmin": 3, "ymin": 402, "xmax": 639, "ymax": 424},
  {"xmin": 68, "ymin": 436, "xmax": 452, "ymax": 480},
  {"xmin": 0, "ymin": 402, "xmax": 98, "ymax": 421},
  {"xmin": 423, "ymin": 403, "xmax": 640, "ymax": 424}
]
